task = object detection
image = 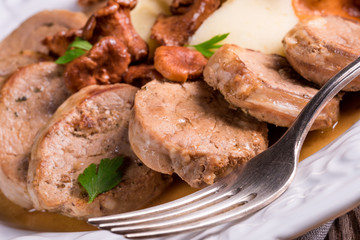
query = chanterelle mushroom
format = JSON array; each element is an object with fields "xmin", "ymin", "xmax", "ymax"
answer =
[
  {"xmin": 64, "ymin": 36, "xmax": 130, "ymax": 92},
  {"xmin": 151, "ymin": 0, "xmax": 221, "ymax": 46}
]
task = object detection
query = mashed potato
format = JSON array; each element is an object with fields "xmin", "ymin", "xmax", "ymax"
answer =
[
  {"xmin": 190, "ymin": 0, "xmax": 299, "ymax": 55},
  {"xmin": 131, "ymin": 0, "xmax": 299, "ymax": 55},
  {"xmin": 131, "ymin": 0, "xmax": 171, "ymax": 43}
]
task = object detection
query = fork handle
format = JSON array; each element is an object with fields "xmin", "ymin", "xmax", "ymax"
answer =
[{"xmin": 286, "ymin": 57, "xmax": 360, "ymax": 154}]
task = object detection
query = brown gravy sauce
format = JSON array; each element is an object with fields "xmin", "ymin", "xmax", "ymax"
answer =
[{"xmin": 0, "ymin": 91, "xmax": 359, "ymax": 233}]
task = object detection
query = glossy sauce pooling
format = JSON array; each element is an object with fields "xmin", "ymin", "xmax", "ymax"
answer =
[
  {"xmin": 293, "ymin": 0, "xmax": 360, "ymax": 21},
  {"xmin": 0, "ymin": 92, "xmax": 359, "ymax": 232}
]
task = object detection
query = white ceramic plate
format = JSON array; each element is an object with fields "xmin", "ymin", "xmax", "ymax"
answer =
[{"xmin": 1, "ymin": 1, "xmax": 359, "ymax": 239}]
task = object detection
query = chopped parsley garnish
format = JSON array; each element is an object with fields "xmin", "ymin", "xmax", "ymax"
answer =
[
  {"xmin": 55, "ymin": 37, "xmax": 93, "ymax": 64},
  {"xmin": 188, "ymin": 33, "xmax": 230, "ymax": 58},
  {"xmin": 78, "ymin": 157, "xmax": 124, "ymax": 203}
]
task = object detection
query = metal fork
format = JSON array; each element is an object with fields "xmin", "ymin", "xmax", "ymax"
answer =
[{"xmin": 88, "ymin": 57, "xmax": 360, "ymax": 239}]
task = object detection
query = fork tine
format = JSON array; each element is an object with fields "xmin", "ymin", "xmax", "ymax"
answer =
[
  {"xmin": 109, "ymin": 190, "xmax": 256, "ymax": 233},
  {"xmin": 120, "ymin": 197, "xmax": 260, "ymax": 239},
  {"xmin": 113, "ymin": 177, "xmax": 292, "ymax": 239},
  {"xmin": 98, "ymin": 185, "xmax": 242, "ymax": 229},
  {"xmin": 88, "ymin": 181, "xmax": 226, "ymax": 225},
  {"xmin": 111, "ymin": 190, "xmax": 260, "ymax": 238}
]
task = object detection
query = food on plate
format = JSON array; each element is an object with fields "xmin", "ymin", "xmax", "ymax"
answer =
[
  {"xmin": 151, "ymin": 0, "xmax": 221, "ymax": 46},
  {"xmin": 64, "ymin": 36, "xmax": 131, "ymax": 92},
  {"xmin": 1, "ymin": 0, "xmax": 360, "ymax": 231},
  {"xmin": 204, "ymin": 44, "xmax": 340, "ymax": 130},
  {"xmin": 124, "ymin": 64, "xmax": 164, "ymax": 87},
  {"xmin": 154, "ymin": 46, "xmax": 208, "ymax": 82},
  {"xmin": 0, "ymin": 51, "xmax": 51, "ymax": 88},
  {"xmin": 0, "ymin": 62, "xmax": 71, "ymax": 208},
  {"xmin": 292, "ymin": 0, "xmax": 360, "ymax": 22},
  {"xmin": 129, "ymin": 80, "xmax": 268, "ymax": 188},
  {"xmin": 0, "ymin": 10, "xmax": 87, "ymax": 58},
  {"xmin": 189, "ymin": 0, "xmax": 298, "ymax": 55},
  {"xmin": 28, "ymin": 84, "xmax": 172, "ymax": 219},
  {"xmin": 82, "ymin": 0, "xmax": 148, "ymax": 62},
  {"xmin": 283, "ymin": 16, "xmax": 360, "ymax": 91},
  {"xmin": 78, "ymin": 0, "xmax": 107, "ymax": 7}
]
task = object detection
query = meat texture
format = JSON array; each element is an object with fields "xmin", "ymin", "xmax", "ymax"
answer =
[
  {"xmin": 204, "ymin": 44, "xmax": 340, "ymax": 130},
  {"xmin": 0, "ymin": 10, "xmax": 87, "ymax": 58},
  {"xmin": 0, "ymin": 50, "xmax": 52, "ymax": 88},
  {"xmin": 28, "ymin": 84, "xmax": 172, "ymax": 219},
  {"xmin": 64, "ymin": 36, "xmax": 131, "ymax": 92},
  {"xmin": 129, "ymin": 80, "xmax": 268, "ymax": 188},
  {"xmin": 0, "ymin": 62, "xmax": 71, "ymax": 208},
  {"xmin": 283, "ymin": 16, "xmax": 360, "ymax": 91},
  {"xmin": 154, "ymin": 46, "xmax": 208, "ymax": 82},
  {"xmin": 151, "ymin": 0, "xmax": 221, "ymax": 46}
]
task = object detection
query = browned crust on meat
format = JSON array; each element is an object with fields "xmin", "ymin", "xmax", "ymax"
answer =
[
  {"xmin": 28, "ymin": 84, "xmax": 171, "ymax": 219},
  {"xmin": 0, "ymin": 10, "xmax": 87, "ymax": 58},
  {"xmin": 0, "ymin": 62, "xmax": 70, "ymax": 208},
  {"xmin": 129, "ymin": 80, "xmax": 268, "ymax": 188},
  {"xmin": 204, "ymin": 44, "xmax": 340, "ymax": 130},
  {"xmin": 283, "ymin": 16, "xmax": 360, "ymax": 91}
]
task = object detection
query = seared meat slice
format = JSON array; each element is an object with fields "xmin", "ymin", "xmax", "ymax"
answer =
[
  {"xmin": 0, "ymin": 50, "xmax": 52, "ymax": 88},
  {"xmin": 151, "ymin": 0, "xmax": 221, "ymax": 46},
  {"xmin": 0, "ymin": 62, "xmax": 71, "ymax": 208},
  {"xmin": 129, "ymin": 80, "xmax": 267, "ymax": 188},
  {"xmin": 0, "ymin": 10, "xmax": 87, "ymax": 57},
  {"xmin": 64, "ymin": 36, "xmax": 131, "ymax": 93},
  {"xmin": 204, "ymin": 44, "xmax": 340, "ymax": 130},
  {"xmin": 154, "ymin": 46, "xmax": 208, "ymax": 82},
  {"xmin": 283, "ymin": 16, "xmax": 360, "ymax": 92},
  {"xmin": 28, "ymin": 84, "xmax": 171, "ymax": 219}
]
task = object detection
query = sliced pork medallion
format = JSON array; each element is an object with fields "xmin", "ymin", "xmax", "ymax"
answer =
[
  {"xmin": 204, "ymin": 44, "xmax": 340, "ymax": 130},
  {"xmin": 0, "ymin": 10, "xmax": 87, "ymax": 57},
  {"xmin": 0, "ymin": 62, "xmax": 71, "ymax": 208},
  {"xmin": 129, "ymin": 80, "xmax": 268, "ymax": 188},
  {"xmin": 283, "ymin": 16, "xmax": 360, "ymax": 92},
  {"xmin": 28, "ymin": 84, "xmax": 172, "ymax": 219},
  {"xmin": 0, "ymin": 50, "xmax": 52, "ymax": 87}
]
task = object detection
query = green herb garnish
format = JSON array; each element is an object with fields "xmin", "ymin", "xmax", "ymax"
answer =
[
  {"xmin": 78, "ymin": 157, "xmax": 124, "ymax": 203},
  {"xmin": 188, "ymin": 33, "xmax": 230, "ymax": 58},
  {"xmin": 55, "ymin": 37, "xmax": 93, "ymax": 64}
]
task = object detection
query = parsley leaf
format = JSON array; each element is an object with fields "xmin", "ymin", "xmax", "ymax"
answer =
[
  {"xmin": 55, "ymin": 37, "xmax": 93, "ymax": 65},
  {"xmin": 189, "ymin": 33, "xmax": 230, "ymax": 58},
  {"xmin": 78, "ymin": 157, "xmax": 124, "ymax": 203}
]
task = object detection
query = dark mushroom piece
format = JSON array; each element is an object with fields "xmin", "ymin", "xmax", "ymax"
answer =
[
  {"xmin": 42, "ymin": 29, "xmax": 83, "ymax": 57},
  {"xmin": 151, "ymin": 0, "xmax": 221, "ymax": 46},
  {"xmin": 64, "ymin": 36, "xmax": 131, "ymax": 92},
  {"xmin": 154, "ymin": 46, "xmax": 207, "ymax": 82},
  {"xmin": 124, "ymin": 64, "xmax": 165, "ymax": 88},
  {"xmin": 82, "ymin": 0, "xmax": 148, "ymax": 62},
  {"xmin": 170, "ymin": 0, "xmax": 194, "ymax": 14}
]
